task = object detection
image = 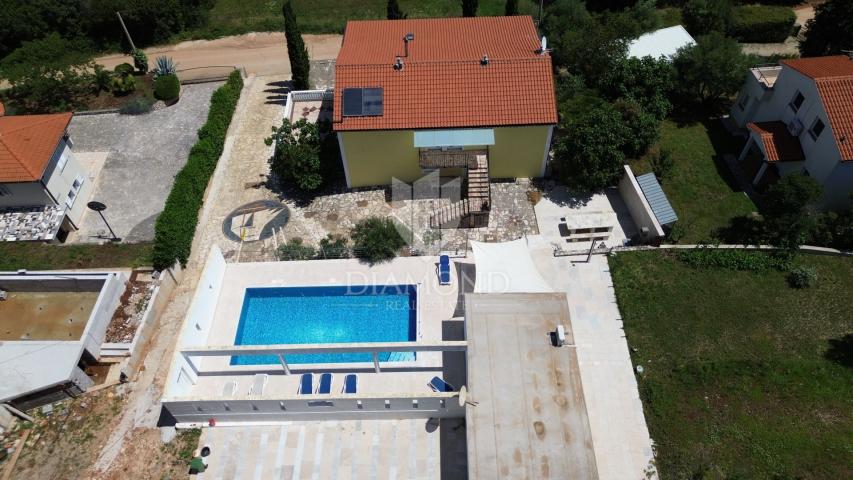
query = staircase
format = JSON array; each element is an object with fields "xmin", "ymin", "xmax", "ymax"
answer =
[{"xmin": 428, "ymin": 154, "xmax": 491, "ymax": 228}]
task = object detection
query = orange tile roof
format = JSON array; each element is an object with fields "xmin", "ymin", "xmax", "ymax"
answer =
[
  {"xmin": 333, "ymin": 16, "xmax": 557, "ymax": 131},
  {"xmin": 782, "ymin": 56, "xmax": 853, "ymax": 160},
  {"xmin": 747, "ymin": 121, "xmax": 805, "ymax": 162},
  {"xmin": 0, "ymin": 113, "xmax": 72, "ymax": 182}
]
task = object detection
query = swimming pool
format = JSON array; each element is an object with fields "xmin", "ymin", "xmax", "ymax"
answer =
[{"xmin": 231, "ymin": 285, "xmax": 417, "ymax": 365}]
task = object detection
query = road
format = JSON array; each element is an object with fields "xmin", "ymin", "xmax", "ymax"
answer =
[{"xmin": 96, "ymin": 33, "xmax": 342, "ymax": 80}]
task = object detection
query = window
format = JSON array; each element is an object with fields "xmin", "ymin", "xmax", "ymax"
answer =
[
  {"xmin": 809, "ymin": 118, "xmax": 825, "ymax": 140},
  {"xmin": 789, "ymin": 91, "xmax": 805, "ymax": 112},
  {"xmin": 56, "ymin": 150, "xmax": 69, "ymax": 173},
  {"xmin": 737, "ymin": 92, "xmax": 750, "ymax": 111}
]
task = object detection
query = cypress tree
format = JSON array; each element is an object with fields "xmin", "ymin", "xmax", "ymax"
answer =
[
  {"xmin": 282, "ymin": 1, "xmax": 310, "ymax": 90},
  {"xmin": 387, "ymin": 0, "xmax": 407, "ymax": 20},
  {"xmin": 461, "ymin": 0, "xmax": 478, "ymax": 17},
  {"xmin": 505, "ymin": 0, "xmax": 519, "ymax": 16}
]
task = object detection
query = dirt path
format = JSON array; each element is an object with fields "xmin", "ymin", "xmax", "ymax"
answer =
[{"xmin": 96, "ymin": 33, "xmax": 342, "ymax": 79}]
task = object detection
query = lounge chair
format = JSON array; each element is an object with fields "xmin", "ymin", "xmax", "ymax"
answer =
[
  {"xmin": 249, "ymin": 373, "xmax": 268, "ymax": 396},
  {"xmin": 343, "ymin": 374, "xmax": 357, "ymax": 394},
  {"xmin": 438, "ymin": 255, "xmax": 451, "ymax": 285},
  {"xmin": 428, "ymin": 376, "xmax": 455, "ymax": 392},
  {"xmin": 222, "ymin": 381, "xmax": 237, "ymax": 397},
  {"xmin": 317, "ymin": 373, "xmax": 332, "ymax": 394},
  {"xmin": 298, "ymin": 373, "xmax": 313, "ymax": 395}
]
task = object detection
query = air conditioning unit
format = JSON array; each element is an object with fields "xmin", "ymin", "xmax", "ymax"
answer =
[{"xmin": 787, "ymin": 118, "xmax": 804, "ymax": 136}]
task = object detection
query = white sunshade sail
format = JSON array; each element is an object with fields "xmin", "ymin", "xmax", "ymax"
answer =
[{"xmin": 471, "ymin": 238, "xmax": 553, "ymax": 293}]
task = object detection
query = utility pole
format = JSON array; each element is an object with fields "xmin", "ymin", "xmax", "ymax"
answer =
[{"xmin": 116, "ymin": 11, "xmax": 137, "ymax": 52}]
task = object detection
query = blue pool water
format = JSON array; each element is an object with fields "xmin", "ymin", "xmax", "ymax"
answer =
[{"xmin": 231, "ymin": 285, "xmax": 417, "ymax": 365}]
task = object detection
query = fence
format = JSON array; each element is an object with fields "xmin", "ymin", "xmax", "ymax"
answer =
[{"xmin": 283, "ymin": 88, "xmax": 334, "ymax": 122}]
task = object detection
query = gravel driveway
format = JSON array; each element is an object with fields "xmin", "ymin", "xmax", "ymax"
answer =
[{"xmin": 67, "ymin": 81, "xmax": 222, "ymax": 243}]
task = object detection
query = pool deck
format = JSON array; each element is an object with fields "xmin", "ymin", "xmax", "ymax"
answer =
[{"xmin": 182, "ymin": 256, "xmax": 466, "ymax": 399}]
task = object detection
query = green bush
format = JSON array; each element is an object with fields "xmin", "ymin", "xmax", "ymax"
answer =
[
  {"xmin": 152, "ymin": 70, "xmax": 243, "ymax": 270},
  {"xmin": 318, "ymin": 234, "xmax": 350, "ymax": 258},
  {"xmin": 114, "ymin": 63, "xmax": 135, "ymax": 76},
  {"xmin": 787, "ymin": 265, "xmax": 817, "ymax": 289},
  {"xmin": 276, "ymin": 238, "xmax": 316, "ymax": 261},
  {"xmin": 132, "ymin": 49, "xmax": 149, "ymax": 73},
  {"xmin": 109, "ymin": 74, "xmax": 136, "ymax": 96},
  {"xmin": 119, "ymin": 95, "xmax": 155, "ymax": 115},
  {"xmin": 676, "ymin": 247, "xmax": 792, "ymax": 272},
  {"xmin": 350, "ymin": 217, "xmax": 406, "ymax": 264},
  {"xmin": 154, "ymin": 74, "xmax": 181, "ymax": 103},
  {"xmin": 650, "ymin": 149, "xmax": 674, "ymax": 181},
  {"xmin": 730, "ymin": 5, "xmax": 795, "ymax": 43}
]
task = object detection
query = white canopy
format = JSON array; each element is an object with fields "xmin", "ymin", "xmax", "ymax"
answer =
[
  {"xmin": 628, "ymin": 25, "xmax": 696, "ymax": 60},
  {"xmin": 471, "ymin": 238, "xmax": 553, "ymax": 293}
]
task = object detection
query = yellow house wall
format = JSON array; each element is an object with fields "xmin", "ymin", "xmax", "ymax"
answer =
[{"xmin": 339, "ymin": 125, "xmax": 551, "ymax": 187}]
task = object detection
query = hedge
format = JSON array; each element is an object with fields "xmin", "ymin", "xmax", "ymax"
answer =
[
  {"xmin": 730, "ymin": 5, "xmax": 796, "ymax": 43},
  {"xmin": 152, "ymin": 70, "xmax": 243, "ymax": 270},
  {"xmin": 154, "ymin": 74, "xmax": 180, "ymax": 103}
]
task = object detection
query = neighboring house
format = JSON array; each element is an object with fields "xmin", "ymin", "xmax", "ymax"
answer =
[
  {"xmin": 731, "ymin": 55, "xmax": 853, "ymax": 209},
  {"xmin": 0, "ymin": 111, "xmax": 92, "ymax": 237},
  {"xmin": 628, "ymin": 25, "xmax": 695, "ymax": 60},
  {"xmin": 333, "ymin": 16, "xmax": 557, "ymax": 195}
]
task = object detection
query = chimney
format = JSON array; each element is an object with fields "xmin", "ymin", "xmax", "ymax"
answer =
[
  {"xmin": 480, "ymin": 54, "xmax": 489, "ymax": 66},
  {"xmin": 403, "ymin": 33, "xmax": 414, "ymax": 57},
  {"xmin": 394, "ymin": 56, "xmax": 404, "ymax": 71}
]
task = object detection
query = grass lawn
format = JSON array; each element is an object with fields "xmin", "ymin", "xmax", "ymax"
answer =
[
  {"xmin": 610, "ymin": 251, "xmax": 853, "ymax": 479},
  {"xmin": 185, "ymin": 0, "xmax": 539, "ymax": 38},
  {"xmin": 633, "ymin": 120, "xmax": 757, "ymax": 243},
  {"xmin": 0, "ymin": 243, "xmax": 152, "ymax": 271}
]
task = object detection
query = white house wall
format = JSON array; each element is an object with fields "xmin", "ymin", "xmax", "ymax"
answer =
[
  {"xmin": 80, "ymin": 272, "xmax": 128, "ymax": 358},
  {"xmin": 42, "ymin": 141, "xmax": 93, "ymax": 226}
]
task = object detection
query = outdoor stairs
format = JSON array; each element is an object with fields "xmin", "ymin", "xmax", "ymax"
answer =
[{"xmin": 429, "ymin": 154, "xmax": 491, "ymax": 228}]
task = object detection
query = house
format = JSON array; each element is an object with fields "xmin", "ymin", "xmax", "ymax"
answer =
[
  {"xmin": 731, "ymin": 55, "xmax": 853, "ymax": 209},
  {"xmin": 333, "ymin": 16, "xmax": 557, "ymax": 196},
  {"xmin": 0, "ymin": 111, "xmax": 92, "ymax": 240},
  {"xmin": 627, "ymin": 25, "xmax": 695, "ymax": 60}
]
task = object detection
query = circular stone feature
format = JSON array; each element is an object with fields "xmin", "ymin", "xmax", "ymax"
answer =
[{"xmin": 222, "ymin": 200, "xmax": 290, "ymax": 242}]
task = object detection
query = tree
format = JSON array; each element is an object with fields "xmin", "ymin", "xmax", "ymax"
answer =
[
  {"xmin": 265, "ymin": 118, "xmax": 326, "ymax": 191},
  {"xmin": 282, "ymin": 1, "xmax": 310, "ymax": 90},
  {"xmin": 584, "ymin": 0, "xmax": 637, "ymax": 12},
  {"xmin": 606, "ymin": 56, "xmax": 675, "ymax": 120},
  {"xmin": 555, "ymin": 20, "xmax": 628, "ymax": 86},
  {"xmin": 0, "ymin": 0, "xmax": 88, "ymax": 58},
  {"xmin": 672, "ymin": 32, "xmax": 750, "ymax": 108},
  {"xmin": 799, "ymin": 0, "xmax": 853, "ymax": 57},
  {"xmin": 461, "ymin": 0, "xmax": 478, "ymax": 17},
  {"xmin": 505, "ymin": 0, "xmax": 519, "ymax": 16},
  {"xmin": 542, "ymin": 0, "xmax": 592, "ymax": 55},
  {"xmin": 615, "ymin": 99, "xmax": 659, "ymax": 159},
  {"xmin": 682, "ymin": 0, "xmax": 733, "ymax": 37},
  {"xmin": 553, "ymin": 103, "xmax": 629, "ymax": 191},
  {"xmin": 0, "ymin": 33, "xmax": 94, "ymax": 113},
  {"xmin": 762, "ymin": 175, "xmax": 823, "ymax": 251},
  {"xmin": 351, "ymin": 217, "xmax": 406, "ymax": 264},
  {"xmin": 387, "ymin": 0, "xmax": 407, "ymax": 20}
]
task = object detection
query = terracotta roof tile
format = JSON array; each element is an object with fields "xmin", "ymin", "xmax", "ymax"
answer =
[
  {"xmin": 0, "ymin": 113, "xmax": 72, "ymax": 183},
  {"xmin": 747, "ymin": 121, "xmax": 805, "ymax": 162},
  {"xmin": 333, "ymin": 16, "xmax": 557, "ymax": 131},
  {"xmin": 782, "ymin": 55, "xmax": 853, "ymax": 79}
]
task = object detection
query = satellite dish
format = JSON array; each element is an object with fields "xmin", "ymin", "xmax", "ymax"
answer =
[
  {"xmin": 541, "ymin": 36, "xmax": 547, "ymax": 52},
  {"xmin": 458, "ymin": 385, "xmax": 468, "ymax": 407},
  {"xmin": 87, "ymin": 201, "xmax": 107, "ymax": 212}
]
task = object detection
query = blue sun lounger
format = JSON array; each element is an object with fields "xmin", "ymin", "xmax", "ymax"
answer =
[
  {"xmin": 298, "ymin": 373, "xmax": 313, "ymax": 395},
  {"xmin": 343, "ymin": 374, "xmax": 358, "ymax": 394},
  {"xmin": 317, "ymin": 373, "xmax": 332, "ymax": 394},
  {"xmin": 438, "ymin": 255, "xmax": 451, "ymax": 285},
  {"xmin": 428, "ymin": 376, "xmax": 455, "ymax": 392}
]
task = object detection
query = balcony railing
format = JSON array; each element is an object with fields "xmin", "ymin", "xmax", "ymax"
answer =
[
  {"xmin": 418, "ymin": 150, "xmax": 486, "ymax": 169},
  {"xmin": 751, "ymin": 65, "xmax": 782, "ymax": 89}
]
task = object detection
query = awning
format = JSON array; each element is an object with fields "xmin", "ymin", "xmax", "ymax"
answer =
[
  {"xmin": 471, "ymin": 238, "xmax": 553, "ymax": 293},
  {"xmin": 414, "ymin": 129, "xmax": 495, "ymax": 148}
]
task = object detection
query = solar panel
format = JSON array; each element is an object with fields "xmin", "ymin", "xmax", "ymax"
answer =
[
  {"xmin": 342, "ymin": 87, "xmax": 383, "ymax": 117},
  {"xmin": 342, "ymin": 88, "xmax": 363, "ymax": 116}
]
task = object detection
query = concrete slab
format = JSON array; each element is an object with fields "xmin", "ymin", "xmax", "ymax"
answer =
[{"xmin": 464, "ymin": 293, "xmax": 598, "ymax": 480}]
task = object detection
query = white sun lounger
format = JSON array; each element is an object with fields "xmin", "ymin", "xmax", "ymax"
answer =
[
  {"xmin": 222, "ymin": 381, "xmax": 237, "ymax": 397},
  {"xmin": 249, "ymin": 374, "xmax": 268, "ymax": 396}
]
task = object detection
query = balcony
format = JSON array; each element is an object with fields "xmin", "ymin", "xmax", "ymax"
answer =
[{"xmin": 751, "ymin": 65, "xmax": 782, "ymax": 89}]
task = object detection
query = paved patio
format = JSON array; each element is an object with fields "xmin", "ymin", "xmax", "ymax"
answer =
[
  {"xmin": 66, "ymin": 82, "xmax": 222, "ymax": 243},
  {"xmin": 196, "ymin": 418, "xmax": 467, "ymax": 480}
]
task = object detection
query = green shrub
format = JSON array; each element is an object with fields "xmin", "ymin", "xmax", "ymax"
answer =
[
  {"xmin": 114, "ymin": 62, "xmax": 135, "ymax": 76},
  {"xmin": 132, "ymin": 49, "xmax": 149, "ymax": 73},
  {"xmin": 152, "ymin": 70, "xmax": 243, "ymax": 270},
  {"xmin": 119, "ymin": 95, "xmax": 155, "ymax": 115},
  {"xmin": 350, "ymin": 217, "xmax": 406, "ymax": 264},
  {"xmin": 730, "ymin": 5, "xmax": 796, "ymax": 43},
  {"xmin": 650, "ymin": 149, "xmax": 674, "ymax": 182},
  {"xmin": 318, "ymin": 234, "xmax": 350, "ymax": 258},
  {"xmin": 787, "ymin": 265, "xmax": 817, "ymax": 289},
  {"xmin": 676, "ymin": 247, "xmax": 791, "ymax": 272},
  {"xmin": 276, "ymin": 238, "xmax": 316, "ymax": 261},
  {"xmin": 682, "ymin": 0, "xmax": 734, "ymax": 36},
  {"xmin": 153, "ymin": 55, "xmax": 177, "ymax": 79},
  {"xmin": 92, "ymin": 64, "xmax": 112, "ymax": 93},
  {"xmin": 109, "ymin": 74, "xmax": 136, "ymax": 96},
  {"xmin": 154, "ymin": 74, "xmax": 180, "ymax": 103}
]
